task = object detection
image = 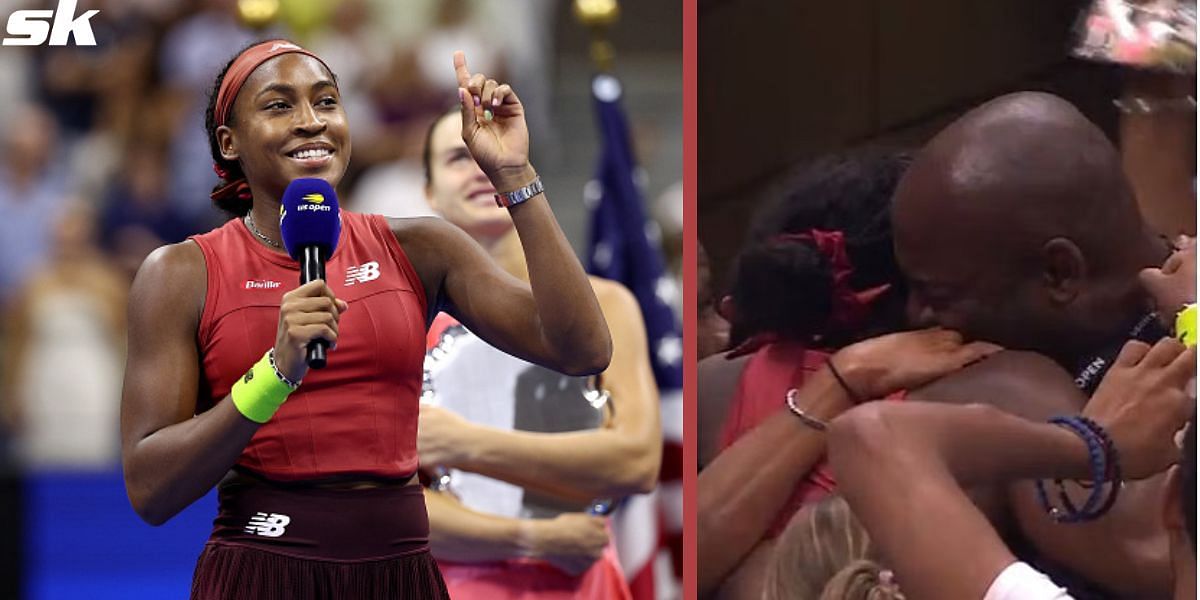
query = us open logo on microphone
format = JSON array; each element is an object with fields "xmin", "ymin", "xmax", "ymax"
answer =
[
  {"xmin": 298, "ymin": 192, "xmax": 333, "ymax": 212},
  {"xmin": 4, "ymin": 0, "xmax": 98, "ymax": 46}
]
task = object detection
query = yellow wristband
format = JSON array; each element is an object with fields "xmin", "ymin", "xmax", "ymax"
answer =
[
  {"xmin": 230, "ymin": 350, "xmax": 296, "ymax": 423},
  {"xmin": 1176, "ymin": 304, "xmax": 1197, "ymax": 347}
]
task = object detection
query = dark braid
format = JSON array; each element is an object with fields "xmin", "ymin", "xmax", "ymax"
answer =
[
  {"xmin": 727, "ymin": 149, "xmax": 912, "ymax": 348},
  {"xmin": 204, "ymin": 42, "xmax": 260, "ymax": 217}
]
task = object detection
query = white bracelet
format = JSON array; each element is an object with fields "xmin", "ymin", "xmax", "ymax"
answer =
[{"xmin": 785, "ymin": 388, "xmax": 829, "ymax": 432}]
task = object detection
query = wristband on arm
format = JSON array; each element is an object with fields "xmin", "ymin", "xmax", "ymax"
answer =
[{"xmin": 230, "ymin": 349, "xmax": 299, "ymax": 423}]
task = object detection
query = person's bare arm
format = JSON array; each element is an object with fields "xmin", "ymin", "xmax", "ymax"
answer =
[
  {"xmin": 830, "ymin": 402, "xmax": 1088, "ymax": 600},
  {"xmin": 121, "ymin": 243, "xmax": 347, "ymax": 525},
  {"xmin": 120, "ymin": 242, "xmax": 261, "ymax": 525},
  {"xmin": 697, "ymin": 366, "xmax": 851, "ymax": 598},
  {"xmin": 908, "ymin": 349, "xmax": 1179, "ymax": 597},
  {"xmin": 831, "ymin": 339, "xmax": 1195, "ymax": 600},
  {"xmin": 697, "ymin": 329, "xmax": 998, "ymax": 597},
  {"xmin": 396, "ymin": 52, "xmax": 609, "ymax": 376},
  {"xmin": 1120, "ymin": 72, "xmax": 1195, "ymax": 238},
  {"xmin": 424, "ymin": 489, "xmax": 608, "ymax": 575},
  {"xmin": 420, "ymin": 279, "xmax": 660, "ymax": 500},
  {"xmin": 697, "ymin": 353, "xmax": 748, "ymax": 470}
]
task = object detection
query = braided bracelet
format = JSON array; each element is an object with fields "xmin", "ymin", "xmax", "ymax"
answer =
[
  {"xmin": 1036, "ymin": 416, "xmax": 1109, "ymax": 523},
  {"xmin": 1077, "ymin": 415, "xmax": 1122, "ymax": 517}
]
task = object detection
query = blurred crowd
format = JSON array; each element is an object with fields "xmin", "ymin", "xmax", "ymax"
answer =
[{"xmin": 0, "ymin": 0, "xmax": 606, "ymax": 472}]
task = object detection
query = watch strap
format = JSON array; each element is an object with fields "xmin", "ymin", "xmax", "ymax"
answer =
[{"xmin": 494, "ymin": 176, "xmax": 544, "ymax": 208}]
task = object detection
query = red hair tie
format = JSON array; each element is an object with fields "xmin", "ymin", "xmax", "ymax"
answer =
[
  {"xmin": 771, "ymin": 229, "xmax": 891, "ymax": 332},
  {"xmin": 210, "ymin": 179, "xmax": 253, "ymax": 202}
]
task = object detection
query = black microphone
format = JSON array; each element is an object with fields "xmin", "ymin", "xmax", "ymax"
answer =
[{"xmin": 279, "ymin": 178, "xmax": 342, "ymax": 369}]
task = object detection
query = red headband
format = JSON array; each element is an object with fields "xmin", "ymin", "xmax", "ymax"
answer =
[
  {"xmin": 211, "ymin": 40, "xmax": 330, "ymax": 203},
  {"xmin": 214, "ymin": 39, "xmax": 329, "ymax": 127}
]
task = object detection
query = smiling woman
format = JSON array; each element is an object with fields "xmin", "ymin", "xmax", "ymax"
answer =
[{"xmin": 119, "ymin": 39, "xmax": 611, "ymax": 600}]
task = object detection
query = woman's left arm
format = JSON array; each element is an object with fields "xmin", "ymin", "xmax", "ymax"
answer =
[
  {"xmin": 419, "ymin": 279, "xmax": 661, "ymax": 500},
  {"xmin": 402, "ymin": 51, "xmax": 610, "ymax": 375}
]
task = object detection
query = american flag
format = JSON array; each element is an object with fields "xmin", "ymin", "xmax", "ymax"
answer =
[{"xmin": 585, "ymin": 73, "xmax": 683, "ymax": 600}]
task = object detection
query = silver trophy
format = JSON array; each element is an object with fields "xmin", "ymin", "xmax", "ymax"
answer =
[{"xmin": 422, "ymin": 324, "xmax": 614, "ymax": 517}]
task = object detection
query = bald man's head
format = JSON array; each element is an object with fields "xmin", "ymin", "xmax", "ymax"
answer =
[{"xmin": 893, "ymin": 92, "xmax": 1163, "ymax": 359}]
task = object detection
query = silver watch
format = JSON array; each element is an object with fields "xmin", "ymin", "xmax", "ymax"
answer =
[{"xmin": 494, "ymin": 176, "xmax": 544, "ymax": 208}]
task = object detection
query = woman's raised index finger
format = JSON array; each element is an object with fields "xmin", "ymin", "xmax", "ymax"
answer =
[{"xmin": 452, "ymin": 51, "xmax": 471, "ymax": 89}]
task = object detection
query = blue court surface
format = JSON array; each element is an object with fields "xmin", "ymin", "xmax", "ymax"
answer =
[{"xmin": 24, "ymin": 468, "xmax": 216, "ymax": 600}]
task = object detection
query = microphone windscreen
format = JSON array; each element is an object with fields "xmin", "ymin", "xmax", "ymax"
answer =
[{"xmin": 280, "ymin": 178, "xmax": 341, "ymax": 260}]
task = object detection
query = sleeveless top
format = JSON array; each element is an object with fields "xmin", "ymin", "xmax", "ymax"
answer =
[
  {"xmin": 191, "ymin": 211, "xmax": 428, "ymax": 482},
  {"xmin": 718, "ymin": 340, "xmax": 905, "ymax": 537},
  {"xmin": 717, "ymin": 341, "xmax": 837, "ymax": 537}
]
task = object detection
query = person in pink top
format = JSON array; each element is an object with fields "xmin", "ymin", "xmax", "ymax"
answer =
[
  {"xmin": 697, "ymin": 151, "xmax": 999, "ymax": 599},
  {"xmin": 413, "ymin": 107, "xmax": 662, "ymax": 599}
]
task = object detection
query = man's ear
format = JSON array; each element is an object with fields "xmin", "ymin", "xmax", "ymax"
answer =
[
  {"xmin": 1041, "ymin": 237, "xmax": 1087, "ymax": 304},
  {"xmin": 216, "ymin": 125, "xmax": 238, "ymax": 162}
]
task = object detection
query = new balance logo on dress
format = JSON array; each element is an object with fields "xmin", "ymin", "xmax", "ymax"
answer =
[
  {"xmin": 245, "ymin": 512, "xmax": 290, "ymax": 537},
  {"xmin": 345, "ymin": 261, "xmax": 380, "ymax": 286}
]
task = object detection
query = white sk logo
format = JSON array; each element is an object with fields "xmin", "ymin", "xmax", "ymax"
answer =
[
  {"xmin": 245, "ymin": 512, "xmax": 291, "ymax": 537},
  {"xmin": 345, "ymin": 261, "xmax": 380, "ymax": 286},
  {"xmin": 4, "ymin": 0, "xmax": 98, "ymax": 46}
]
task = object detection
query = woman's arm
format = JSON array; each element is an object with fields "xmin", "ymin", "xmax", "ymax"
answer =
[
  {"xmin": 397, "ymin": 52, "xmax": 610, "ymax": 376},
  {"xmin": 120, "ymin": 242, "xmax": 260, "ymax": 525},
  {"xmin": 696, "ymin": 354, "xmax": 749, "ymax": 470},
  {"xmin": 697, "ymin": 366, "xmax": 851, "ymax": 597},
  {"xmin": 1120, "ymin": 72, "xmax": 1195, "ymax": 238},
  {"xmin": 830, "ymin": 338, "xmax": 1195, "ymax": 600},
  {"xmin": 419, "ymin": 279, "xmax": 661, "ymax": 500},
  {"xmin": 424, "ymin": 489, "xmax": 609, "ymax": 575},
  {"xmin": 829, "ymin": 402, "xmax": 1077, "ymax": 600},
  {"xmin": 121, "ymin": 243, "xmax": 347, "ymax": 525},
  {"xmin": 697, "ymin": 329, "xmax": 999, "ymax": 597}
]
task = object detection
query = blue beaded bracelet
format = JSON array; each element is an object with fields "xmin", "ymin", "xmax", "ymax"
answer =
[
  {"xmin": 1035, "ymin": 415, "xmax": 1109, "ymax": 523},
  {"xmin": 1076, "ymin": 415, "xmax": 1122, "ymax": 517}
]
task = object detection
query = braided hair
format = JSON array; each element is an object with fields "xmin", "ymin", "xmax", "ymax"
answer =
[
  {"xmin": 204, "ymin": 43, "xmax": 257, "ymax": 217},
  {"xmin": 764, "ymin": 497, "xmax": 905, "ymax": 600},
  {"xmin": 726, "ymin": 149, "xmax": 911, "ymax": 349}
]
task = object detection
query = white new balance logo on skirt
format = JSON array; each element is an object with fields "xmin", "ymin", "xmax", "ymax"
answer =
[
  {"xmin": 245, "ymin": 512, "xmax": 290, "ymax": 537},
  {"xmin": 345, "ymin": 261, "xmax": 380, "ymax": 286}
]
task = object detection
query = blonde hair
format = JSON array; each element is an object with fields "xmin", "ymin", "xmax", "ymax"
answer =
[{"xmin": 763, "ymin": 496, "xmax": 905, "ymax": 600}]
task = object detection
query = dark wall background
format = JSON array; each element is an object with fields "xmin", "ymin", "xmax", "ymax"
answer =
[{"xmin": 699, "ymin": 0, "xmax": 1122, "ymax": 285}]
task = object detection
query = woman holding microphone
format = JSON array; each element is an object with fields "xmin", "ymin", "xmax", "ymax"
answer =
[{"xmin": 120, "ymin": 39, "xmax": 609, "ymax": 599}]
